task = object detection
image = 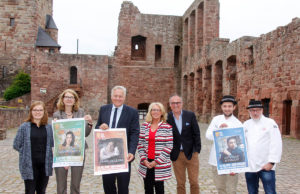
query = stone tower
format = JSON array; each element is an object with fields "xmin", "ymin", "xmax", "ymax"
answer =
[{"xmin": 0, "ymin": 0, "xmax": 60, "ymax": 95}]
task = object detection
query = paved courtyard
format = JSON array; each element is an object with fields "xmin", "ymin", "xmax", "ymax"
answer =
[{"xmin": 0, "ymin": 123, "xmax": 299, "ymax": 193}]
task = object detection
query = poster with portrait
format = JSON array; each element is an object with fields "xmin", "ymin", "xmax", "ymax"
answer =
[
  {"xmin": 213, "ymin": 127, "xmax": 249, "ymax": 175},
  {"xmin": 52, "ymin": 118, "xmax": 85, "ymax": 167},
  {"xmin": 94, "ymin": 128, "xmax": 128, "ymax": 175}
]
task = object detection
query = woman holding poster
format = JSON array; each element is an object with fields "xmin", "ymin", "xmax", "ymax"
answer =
[
  {"xmin": 13, "ymin": 101, "xmax": 53, "ymax": 194},
  {"xmin": 137, "ymin": 102, "xmax": 173, "ymax": 194},
  {"xmin": 53, "ymin": 89, "xmax": 93, "ymax": 194}
]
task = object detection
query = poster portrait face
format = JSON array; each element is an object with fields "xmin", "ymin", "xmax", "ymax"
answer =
[
  {"xmin": 63, "ymin": 131, "xmax": 75, "ymax": 147},
  {"xmin": 98, "ymin": 138, "xmax": 124, "ymax": 165}
]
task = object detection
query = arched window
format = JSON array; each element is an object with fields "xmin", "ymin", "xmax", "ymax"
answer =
[{"xmin": 70, "ymin": 66, "xmax": 77, "ymax": 84}]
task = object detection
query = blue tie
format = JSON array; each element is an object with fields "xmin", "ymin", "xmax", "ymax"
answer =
[{"xmin": 112, "ymin": 108, "xmax": 118, "ymax": 128}]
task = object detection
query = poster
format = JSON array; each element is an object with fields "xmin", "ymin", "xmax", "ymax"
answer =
[
  {"xmin": 94, "ymin": 128, "xmax": 128, "ymax": 175},
  {"xmin": 213, "ymin": 127, "xmax": 249, "ymax": 174},
  {"xmin": 52, "ymin": 118, "xmax": 85, "ymax": 167}
]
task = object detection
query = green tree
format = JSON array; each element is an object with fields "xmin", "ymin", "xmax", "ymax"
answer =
[{"xmin": 3, "ymin": 71, "xmax": 31, "ymax": 101}]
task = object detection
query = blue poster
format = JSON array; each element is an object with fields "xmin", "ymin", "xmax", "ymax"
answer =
[{"xmin": 213, "ymin": 127, "xmax": 249, "ymax": 174}]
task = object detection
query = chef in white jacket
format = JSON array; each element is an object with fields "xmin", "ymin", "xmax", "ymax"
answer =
[
  {"xmin": 206, "ymin": 95, "xmax": 243, "ymax": 194},
  {"xmin": 244, "ymin": 100, "xmax": 282, "ymax": 194}
]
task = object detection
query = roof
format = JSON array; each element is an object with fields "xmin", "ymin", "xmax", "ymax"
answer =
[
  {"xmin": 45, "ymin": 15, "xmax": 58, "ymax": 29},
  {"xmin": 35, "ymin": 27, "xmax": 61, "ymax": 48}
]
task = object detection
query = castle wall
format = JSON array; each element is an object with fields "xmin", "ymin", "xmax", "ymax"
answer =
[{"xmin": 30, "ymin": 53, "xmax": 109, "ymax": 118}]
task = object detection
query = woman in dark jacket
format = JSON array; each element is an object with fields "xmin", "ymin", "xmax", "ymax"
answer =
[
  {"xmin": 13, "ymin": 101, "xmax": 53, "ymax": 194},
  {"xmin": 53, "ymin": 89, "xmax": 93, "ymax": 194}
]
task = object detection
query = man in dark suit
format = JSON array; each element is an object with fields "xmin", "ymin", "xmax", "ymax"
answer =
[
  {"xmin": 167, "ymin": 94, "xmax": 201, "ymax": 194},
  {"xmin": 95, "ymin": 85, "xmax": 140, "ymax": 194}
]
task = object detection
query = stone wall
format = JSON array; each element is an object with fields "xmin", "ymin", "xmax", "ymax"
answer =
[
  {"xmin": 30, "ymin": 53, "xmax": 109, "ymax": 119},
  {"xmin": 0, "ymin": 93, "xmax": 31, "ymax": 108},
  {"xmin": 183, "ymin": 17, "xmax": 300, "ymax": 138},
  {"xmin": 0, "ymin": 108, "xmax": 29, "ymax": 129}
]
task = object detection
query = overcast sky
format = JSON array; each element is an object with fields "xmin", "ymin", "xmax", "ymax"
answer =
[{"xmin": 53, "ymin": 0, "xmax": 300, "ymax": 55}]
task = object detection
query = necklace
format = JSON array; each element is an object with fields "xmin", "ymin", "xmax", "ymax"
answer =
[{"xmin": 66, "ymin": 112, "xmax": 73, "ymax": 117}]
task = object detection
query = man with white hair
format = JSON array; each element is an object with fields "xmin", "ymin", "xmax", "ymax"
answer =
[
  {"xmin": 95, "ymin": 85, "xmax": 140, "ymax": 194},
  {"xmin": 244, "ymin": 100, "xmax": 282, "ymax": 194}
]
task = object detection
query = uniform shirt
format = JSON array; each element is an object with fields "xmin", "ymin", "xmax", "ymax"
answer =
[
  {"xmin": 206, "ymin": 114, "xmax": 243, "ymax": 166},
  {"xmin": 244, "ymin": 115, "xmax": 282, "ymax": 172}
]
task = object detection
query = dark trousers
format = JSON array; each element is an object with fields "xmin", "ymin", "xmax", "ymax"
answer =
[
  {"xmin": 55, "ymin": 151, "xmax": 86, "ymax": 194},
  {"xmin": 143, "ymin": 159, "xmax": 164, "ymax": 194},
  {"xmin": 102, "ymin": 163, "xmax": 131, "ymax": 194},
  {"xmin": 24, "ymin": 163, "xmax": 49, "ymax": 194}
]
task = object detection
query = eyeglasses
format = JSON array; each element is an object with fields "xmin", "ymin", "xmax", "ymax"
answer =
[
  {"xmin": 249, "ymin": 109, "xmax": 262, "ymax": 113},
  {"xmin": 170, "ymin": 102, "xmax": 182, "ymax": 105},
  {"xmin": 32, "ymin": 109, "xmax": 44, "ymax": 112},
  {"xmin": 151, "ymin": 109, "xmax": 161, "ymax": 112},
  {"xmin": 64, "ymin": 96, "xmax": 75, "ymax": 99}
]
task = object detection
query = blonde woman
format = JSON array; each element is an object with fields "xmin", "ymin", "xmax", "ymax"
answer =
[
  {"xmin": 13, "ymin": 101, "xmax": 53, "ymax": 194},
  {"xmin": 137, "ymin": 102, "xmax": 173, "ymax": 194},
  {"xmin": 53, "ymin": 89, "xmax": 93, "ymax": 194}
]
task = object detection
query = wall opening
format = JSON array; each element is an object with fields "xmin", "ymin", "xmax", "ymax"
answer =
[
  {"xmin": 70, "ymin": 66, "xmax": 77, "ymax": 84},
  {"xmin": 282, "ymin": 100, "xmax": 292, "ymax": 135},
  {"xmin": 214, "ymin": 61, "xmax": 223, "ymax": 114},
  {"xmin": 155, "ymin": 44, "xmax": 161, "ymax": 62},
  {"xmin": 189, "ymin": 10, "xmax": 196, "ymax": 57},
  {"xmin": 227, "ymin": 56, "xmax": 237, "ymax": 97},
  {"xmin": 183, "ymin": 75, "xmax": 188, "ymax": 108},
  {"xmin": 174, "ymin": 46, "xmax": 180, "ymax": 67},
  {"xmin": 262, "ymin": 98, "xmax": 270, "ymax": 117},
  {"xmin": 196, "ymin": 68, "xmax": 203, "ymax": 116},
  {"xmin": 183, "ymin": 18, "xmax": 189, "ymax": 66},
  {"xmin": 138, "ymin": 103, "xmax": 150, "ymax": 120},
  {"xmin": 197, "ymin": 2, "xmax": 204, "ymax": 53},
  {"xmin": 204, "ymin": 65, "xmax": 212, "ymax": 120},
  {"xmin": 2, "ymin": 66, "xmax": 7, "ymax": 78},
  {"xmin": 131, "ymin": 35, "xmax": 146, "ymax": 60},
  {"xmin": 10, "ymin": 18, "xmax": 15, "ymax": 27},
  {"xmin": 188, "ymin": 73, "xmax": 195, "ymax": 111}
]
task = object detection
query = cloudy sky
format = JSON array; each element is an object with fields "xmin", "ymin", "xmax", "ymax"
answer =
[{"xmin": 53, "ymin": 0, "xmax": 300, "ymax": 55}]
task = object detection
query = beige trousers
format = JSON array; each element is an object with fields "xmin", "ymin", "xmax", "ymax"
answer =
[
  {"xmin": 172, "ymin": 152, "xmax": 200, "ymax": 194},
  {"xmin": 212, "ymin": 166, "xmax": 238, "ymax": 194}
]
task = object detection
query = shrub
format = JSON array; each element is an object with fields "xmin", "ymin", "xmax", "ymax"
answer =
[{"xmin": 3, "ymin": 71, "xmax": 31, "ymax": 101}]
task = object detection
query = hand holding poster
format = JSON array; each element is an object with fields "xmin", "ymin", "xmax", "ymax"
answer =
[
  {"xmin": 94, "ymin": 128, "xmax": 128, "ymax": 175},
  {"xmin": 52, "ymin": 118, "xmax": 85, "ymax": 167},
  {"xmin": 213, "ymin": 127, "xmax": 249, "ymax": 174}
]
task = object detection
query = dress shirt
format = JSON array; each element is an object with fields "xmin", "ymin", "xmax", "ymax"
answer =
[
  {"xmin": 206, "ymin": 114, "xmax": 243, "ymax": 166},
  {"xmin": 243, "ymin": 115, "xmax": 282, "ymax": 172},
  {"xmin": 109, "ymin": 105, "xmax": 123, "ymax": 128},
  {"xmin": 173, "ymin": 111, "xmax": 183, "ymax": 150}
]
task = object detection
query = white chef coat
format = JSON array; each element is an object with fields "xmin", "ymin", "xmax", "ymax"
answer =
[
  {"xmin": 243, "ymin": 115, "xmax": 282, "ymax": 172},
  {"xmin": 206, "ymin": 114, "xmax": 243, "ymax": 166}
]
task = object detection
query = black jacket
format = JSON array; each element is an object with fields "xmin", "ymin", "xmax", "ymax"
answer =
[{"xmin": 167, "ymin": 110, "xmax": 201, "ymax": 161}]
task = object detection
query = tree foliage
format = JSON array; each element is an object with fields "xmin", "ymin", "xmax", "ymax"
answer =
[{"xmin": 3, "ymin": 71, "xmax": 31, "ymax": 101}]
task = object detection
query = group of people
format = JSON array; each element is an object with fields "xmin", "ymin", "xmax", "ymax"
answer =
[{"xmin": 13, "ymin": 85, "xmax": 282, "ymax": 194}]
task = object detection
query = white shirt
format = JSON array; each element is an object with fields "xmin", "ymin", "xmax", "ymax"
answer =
[
  {"xmin": 109, "ymin": 105, "xmax": 123, "ymax": 128},
  {"xmin": 244, "ymin": 115, "xmax": 282, "ymax": 172},
  {"xmin": 206, "ymin": 114, "xmax": 243, "ymax": 166}
]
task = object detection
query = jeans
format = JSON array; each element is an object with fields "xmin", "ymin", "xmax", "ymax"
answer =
[{"xmin": 245, "ymin": 170, "xmax": 276, "ymax": 194}]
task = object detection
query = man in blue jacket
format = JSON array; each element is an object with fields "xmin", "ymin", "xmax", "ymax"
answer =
[
  {"xmin": 95, "ymin": 85, "xmax": 140, "ymax": 194},
  {"xmin": 167, "ymin": 94, "xmax": 201, "ymax": 194}
]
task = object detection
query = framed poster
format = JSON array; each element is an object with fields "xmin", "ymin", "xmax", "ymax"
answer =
[
  {"xmin": 213, "ymin": 127, "xmax": 249, "ymax": 174},
  {"xmin": 94, "ymin": 128, "xmax": 128, "ymax": 175},
  {"xmin": 52, "ymin": 118, "xmax": 85, "ymax": 167}
]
